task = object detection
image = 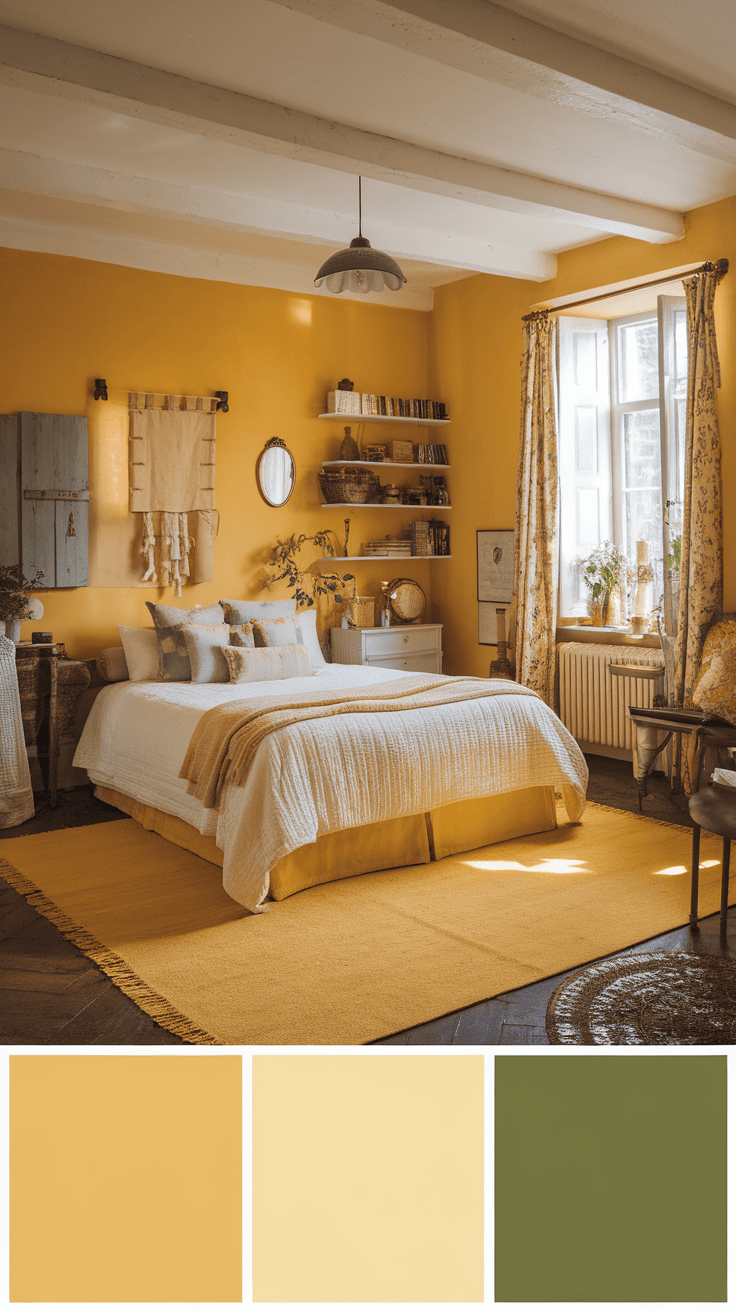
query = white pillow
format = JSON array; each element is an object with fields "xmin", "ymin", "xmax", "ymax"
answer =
[
  {"xmin": 117, "ymin": 626, "xmax": 160, "ymax": 681},
  {"xmin": 295, "ymin": 607, "xmax": 327, "ymax": 667},
  {"xmin": 220, "ymin": 597, "xmax": 297, "ymax": 624}
]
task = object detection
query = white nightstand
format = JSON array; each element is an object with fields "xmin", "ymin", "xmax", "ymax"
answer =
[{"xmin": 331, "ymin": 624, "xmax": 443, "ymax": 674}]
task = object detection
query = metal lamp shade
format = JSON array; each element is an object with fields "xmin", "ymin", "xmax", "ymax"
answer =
[{"xmin": 314, "ymin": 236, "xmax": 406, "ymax": 294}]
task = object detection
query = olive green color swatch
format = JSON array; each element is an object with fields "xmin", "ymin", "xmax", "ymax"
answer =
[{"xmin": 495, "ymin": 1054, "xmax": 726, "ymax": 1303}]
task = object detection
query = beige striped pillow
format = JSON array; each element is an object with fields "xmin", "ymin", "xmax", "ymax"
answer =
[{"xmin": 221, "ymin": 644, "xmax": 312, "ymax": 683}]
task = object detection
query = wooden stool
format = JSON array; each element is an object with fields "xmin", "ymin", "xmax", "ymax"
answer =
[{"xmin": 688, "ymin": 785, "xmax": 736, "ymax": 933}]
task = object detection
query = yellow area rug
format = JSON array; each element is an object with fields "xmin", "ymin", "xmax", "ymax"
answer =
[{"xmin": 0, "ymin": 803, "xmax": 728, "ymax": 1045}]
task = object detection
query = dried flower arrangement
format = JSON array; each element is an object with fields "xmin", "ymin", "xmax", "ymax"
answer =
[
  {"xmin": 268, "ymin": 531, "xmax": 355, "ymax": 608},
  {"xmin": 0, "ymin": 565, "xmax": 44, "ymax": 622}
]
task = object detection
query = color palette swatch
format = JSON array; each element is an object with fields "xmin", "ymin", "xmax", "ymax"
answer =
[
  {"xmin": 495, "ymin": 1054, "xmax": 727, "ymax": 1303},
  {"xmin": 9, "ymin": 1055, "xmax": 242, "ymax": 1303},
  {"xmin": 252, "ymin": 1054, "xmax": 484, "ymax": 1302}
]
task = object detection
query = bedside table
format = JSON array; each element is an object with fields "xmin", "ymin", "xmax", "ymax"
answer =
[{"xmin": 331, "ymin": 624, "xmax": 442, "ymax": 674}]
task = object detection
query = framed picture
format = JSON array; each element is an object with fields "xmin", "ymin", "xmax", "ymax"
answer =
[
  {"xmin": 477, "ymin": 529, "xmax": 514, "ymax": 603},
  {"xmin": 478, "ymin": 601, "xmax": 510, "ymax": 646}
]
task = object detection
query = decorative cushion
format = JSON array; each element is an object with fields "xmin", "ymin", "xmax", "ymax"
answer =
[
  {"xmin": 221, "ymin": 644, "xmax": 312, "ymax": 683},
  {"xmin": 177, "ymin": 622, "xmax": 231, "ymax": 683},
  {"xmin": 692, "ymin": 619, "xmax": 736, "ymax": 725},
  {"xmin": 95, "ymin": 646, "xmax": 129, "ymax": 683},
  {"xmin": 219, "ymin": 598, "xmax": 296, "ymax": 625},
  {"xmin": 229, "ymin": 623, "xmax": 255, "ymax": 648},
  {"xmin": 294, "ymin": 606, "xmax": 327, "ymax": 668},
  {"xmin": 252, "ymin": 616, "xmax": 300, "ymax": 648},
  {"xmin": 117, "ymin": 626, "xmax": 160, "ymax": 681},
  {"xmin": 145, "ymin": 601, "xmax": 225, "ymax": 681}
]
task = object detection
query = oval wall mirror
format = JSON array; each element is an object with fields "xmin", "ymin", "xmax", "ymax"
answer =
[{"xmin": 257, "ymin": 437, "xmax": 296, "ymax": 507}]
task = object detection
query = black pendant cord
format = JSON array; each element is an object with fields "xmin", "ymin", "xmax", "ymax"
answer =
[{"xmin": 358, "ymin": 176, "xmax": 362, "ymax": 238}]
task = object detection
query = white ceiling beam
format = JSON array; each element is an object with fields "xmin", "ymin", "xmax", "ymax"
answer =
[
  {"xmin": 0, "ymin": 148, "xmax": 556, "ymax": 279},
  {"xmin": 0, "ymin": 211, "xmax": 435, "ymax": 309},
  {"xmin": 273, "ymin": 0, "xmax": 736, "ymax": 164},
  {"xmin": 0, "ymin": 24, "xmax": 682, "ymax": 243}
]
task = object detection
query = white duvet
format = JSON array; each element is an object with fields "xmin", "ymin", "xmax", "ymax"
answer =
[{"xmin": 74, "ymin": 665, "xmax": 588, "ymax": 910}]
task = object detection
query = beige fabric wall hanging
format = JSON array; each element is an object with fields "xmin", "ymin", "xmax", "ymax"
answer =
[{"xmin": 129, "ymin": 394, "xmax": 217, "ymax": 595}]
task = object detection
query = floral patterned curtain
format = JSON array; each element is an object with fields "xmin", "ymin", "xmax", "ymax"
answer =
[
  {"xmin": 510, "ymin": 312, "xmax": 559, "ymax": 706},
  {"xmin": 674, "ymin": 266, "xmax": 723, "ymax": 707}
]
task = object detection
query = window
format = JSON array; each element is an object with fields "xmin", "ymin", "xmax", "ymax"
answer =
[{"xmin": 558, "ymin": 295, "xmax": 686, "ymax": 628}]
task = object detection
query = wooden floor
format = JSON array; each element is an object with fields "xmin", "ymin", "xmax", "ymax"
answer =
[{"xmin": 1, "ymin": 758, "xmax": 733, "ymax": 1046}]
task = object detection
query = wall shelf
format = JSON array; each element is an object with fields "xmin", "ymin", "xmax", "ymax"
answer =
[
  {"xmin": 316, "ymin": 555, "xmax": 453, "ymax": 561},
  {"xmin": 321, "ymin": 459, "xmax": 450, "ymax": 470},
  {"xmin": 318, "ymin": 413, "xmax": 449, "ymax": 426},
  {"xmin": 321, "ymin": 503, "xmax": 453, "ymax": 510}
]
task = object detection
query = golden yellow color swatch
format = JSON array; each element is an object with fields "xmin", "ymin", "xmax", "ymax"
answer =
[
  {"xmin": 9, "ymin": 1055, "xmax": 242, "ymax": 1303},
  {"xmin": 252, "ymin": 1054, "xmax": 484, "ymax": 1302}
]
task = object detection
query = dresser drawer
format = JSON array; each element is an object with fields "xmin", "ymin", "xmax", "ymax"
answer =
[
  {"xmin": 363, "ymin": 628, "xmax": 440, "ymax": 658},
  {"xmin": 368, "ymin": 653, "xmax": 442, "ymax": 674}
]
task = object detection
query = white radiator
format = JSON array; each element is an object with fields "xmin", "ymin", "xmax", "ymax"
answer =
[{"xmin": 557, "ymin": 642, "xmax": 665, "ymax": 759}]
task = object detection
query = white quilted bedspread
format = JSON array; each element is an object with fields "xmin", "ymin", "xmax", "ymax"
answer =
[{"xmin": 74, "ymin": 665, "xmax": 587, "ymax": 910}]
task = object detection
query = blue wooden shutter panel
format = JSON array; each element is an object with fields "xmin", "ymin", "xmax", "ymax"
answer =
[{"xmin": 0, "ymin": 413, "xmax": 89, "ymax": 587}]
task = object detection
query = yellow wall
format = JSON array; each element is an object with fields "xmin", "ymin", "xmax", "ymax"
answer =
[
  {"xmin": 0, "ymin": 247, "xmax": 431, "ymax": 659},
  {"xmin": 429, "ymin": 194, "xmax": 736, "ymax": 677},
  {"xmin": 5, "ymin": 193, "xmax": 734, "ymax": 672}
]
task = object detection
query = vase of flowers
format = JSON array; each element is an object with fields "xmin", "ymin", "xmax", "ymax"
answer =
[
  {"xmin": 0, "ymin": 565, "xmax": 44, "ymax": 643},
  {"xmin": 579, "ymin": 542, "xmax": 627, "ymax": 627}
]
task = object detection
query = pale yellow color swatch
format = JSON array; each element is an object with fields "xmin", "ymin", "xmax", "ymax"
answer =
[
  {"xmin": 9, "ymin": 1055, "xmax": 242, "ymax": 1303},
  {"xmin": 252, "ymin": 1054, "xmax": 484, "ymax": 1302}
]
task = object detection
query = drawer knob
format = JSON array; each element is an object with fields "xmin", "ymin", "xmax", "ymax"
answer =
[{"xmin": 403, "ymin": 635, "xmax": 408, "ymax": 644}]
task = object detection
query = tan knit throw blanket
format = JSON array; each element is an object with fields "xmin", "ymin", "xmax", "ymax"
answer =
[{"xmin": 180, "ymin": 674, "xmax": 537, "ymax": 809}]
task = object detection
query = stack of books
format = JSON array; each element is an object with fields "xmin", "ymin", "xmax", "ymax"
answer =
[
  {"xmin": 359, "ymin": 395, "xmax": 448, "ymax": 419},
  {"xmin": 364, "ymin": 537, "xmax": 412, "ymax": 557},
  {"xmin": 326, "ymin": 389, "xmax": 362, "ymax": 414},
  {"xmin": 414, "ymin": 444, "xmax": 449, "ymax": 464}
]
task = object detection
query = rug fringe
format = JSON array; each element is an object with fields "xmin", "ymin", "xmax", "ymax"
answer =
[
  {"xmin": 0, "ymin": 854, "xmax": 222, "ymax": 1046},
  {"xmin": 585, "ymin": 799, "xmax": 696, "ymax": 835}
]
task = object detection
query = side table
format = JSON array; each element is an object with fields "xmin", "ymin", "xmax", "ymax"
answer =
[
  {"xmin": 627, "ymin": 707, "xmax": 736, "ymax": 810},
  {"xmin": 14, "ymin": 643, "xmax": 90, "ymax": 807}
]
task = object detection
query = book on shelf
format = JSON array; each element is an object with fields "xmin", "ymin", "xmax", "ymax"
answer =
[
  {"xmin": 327, "ymin": 389, "xmax": 362, "ymax": 415},
  {"xmin": 410, "ymin": 521, "xmax": 431, "ymax": 556},
  {"xmin": 356, "ymin": 394, "xmax": 448, "ymax": 420},
  {"xmin": 413, "ymin": 443, "xmax": 449, "ymax": 464}
]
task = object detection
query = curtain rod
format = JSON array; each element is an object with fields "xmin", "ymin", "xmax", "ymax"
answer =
[
  {"xmin": 522, "ymin": 259, "xmax": 729, "ymax": 321},
  {"xmin": 93, "ymin": 380, "xmax": 229, "ymax": 411}
]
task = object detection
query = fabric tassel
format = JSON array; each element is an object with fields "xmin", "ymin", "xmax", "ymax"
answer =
[{"xmin": 140, "ymin": 512, "xmax": 158, "ymax": 583}]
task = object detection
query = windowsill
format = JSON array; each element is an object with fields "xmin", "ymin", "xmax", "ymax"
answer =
[{"xmin": 556, "ymin": 625, "xmax": 661, "ymax": 648}]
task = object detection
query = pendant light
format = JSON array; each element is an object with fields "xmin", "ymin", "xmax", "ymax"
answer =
[{"xmin": 314, "ymin": 177, "xmax": 407, "ymax": 295}]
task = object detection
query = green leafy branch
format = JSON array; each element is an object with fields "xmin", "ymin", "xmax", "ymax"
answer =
[
  {"xmin": 0, "ymin": 565, "xmax": 44, "ymax": 622},
  {"xmin": 666, "ymin": 535, "xmax": 682, "ymax": 572},
  {"xmin": 579, "ymin": 541, "xmax": 626, "ymax": 604},
  {"xmin": 268, "ymin": 531, "xmax": 355, "ymax": 609}
]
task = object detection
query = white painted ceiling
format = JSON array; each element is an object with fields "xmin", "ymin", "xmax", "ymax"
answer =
[{"xmin": 0, "ymin": 0, "xmax": 735, "ymax": 308}]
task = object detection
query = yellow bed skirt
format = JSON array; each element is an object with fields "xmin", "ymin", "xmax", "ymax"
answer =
[{"xmin": 94, "ymin": 785, "xmax": 557, "ymax": 901}]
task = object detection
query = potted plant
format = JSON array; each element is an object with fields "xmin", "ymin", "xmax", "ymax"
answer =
[
  {"xmin": 0, "ymin": 565, "xmax": 44, "ymax": 642},
  {"xmin": 579, "ymin": 542, "xmax": 626, "ymax": 627},
  {"xmin": 268, "ymin": 531, "xmax": 355, "ymax": 609}
]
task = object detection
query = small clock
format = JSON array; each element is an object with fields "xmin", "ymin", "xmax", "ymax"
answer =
[{"xmin": 387, "ymin": 578, "xmax": 426, "ymax": 624}]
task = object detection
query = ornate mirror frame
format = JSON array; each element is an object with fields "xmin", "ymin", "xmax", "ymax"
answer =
[{"xmin": 256, "ymin": 436, "xmax": 296, "ymax": 507}]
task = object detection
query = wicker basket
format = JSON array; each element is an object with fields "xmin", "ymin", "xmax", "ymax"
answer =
[
  {"xmin": 318, "ymin": 468, "xmax": 380, "ymax": 505},
  {"xmin": 343, "ymin": 596, "xmax": 376, "ymax": 627}
]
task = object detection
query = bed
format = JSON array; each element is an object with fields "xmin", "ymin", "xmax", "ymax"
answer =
[{"xmin": 74, "ymin": 662, "xmax": 588, "ymax": 912}]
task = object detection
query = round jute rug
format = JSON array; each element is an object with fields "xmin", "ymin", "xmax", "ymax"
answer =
[{"xmin": 546, "ymin": 951, "xmax": 736, "ymax": 1045}]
